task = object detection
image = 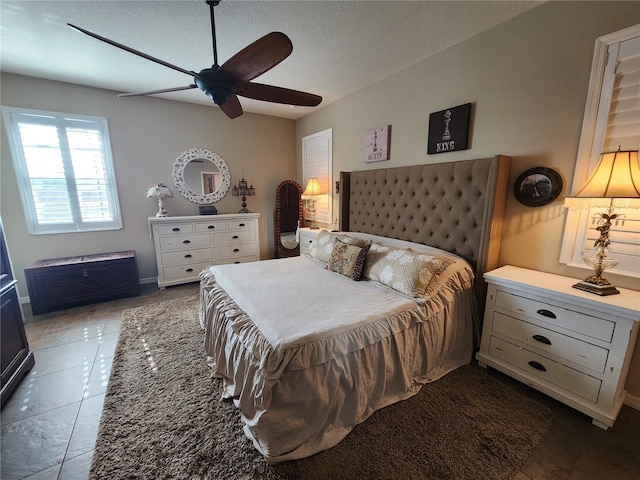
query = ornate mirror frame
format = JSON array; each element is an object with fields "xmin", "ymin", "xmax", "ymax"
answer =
[
  {"xmin": 275, "ymin": 180, "xmax": 304, "ymax": 258},
  {"xmin": 172, "ymin": 148, "xmax": 231, "ymax": 204}
]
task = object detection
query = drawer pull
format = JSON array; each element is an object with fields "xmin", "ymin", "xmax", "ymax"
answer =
[
  {"xmin": 233, "ymin": 248, "xmax": 240, "ymax": 252},
  {"xmin": 182, "ymin": 240, "xmax": 191, "ymax": 244},
  {"xmin": 208, "ymin": 225, "xmax": 215, "ymax": 229},
  {"xmin": 184, "ymin": 254, "xmax": 192, "ymax": 258},
  {"xmin": 234, "ymin": 261, "xmax": 240, "ymax": 264},
  {"xmin": 536, "ymin": 309, "xmax": 556, "ymax": 319},
  {"xmin": 532, "ymin": 334, "xmax": 552, "ymax": 345},
  {"xmin": 186, "ymin": 268, "xmax": 194, "ymax": 273},
  {"xmin": 172, "ymin": 227, "xmax": 181, "ymax": 232},
  {"xmin": 232, "ymin": 235, "xmax": 239, "ymax": 239},
  {"xmin": 238, "ymin": 223, "xmax": 246, "ymax": 227},
  {"xmin": 528, "ymin": 361, "xmax": 547, "ymax": 372}
]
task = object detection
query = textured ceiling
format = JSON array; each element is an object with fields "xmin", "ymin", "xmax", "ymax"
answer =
[{"xmin": 1, "ymin": 1, "xmax": 542, "ymax": 119}]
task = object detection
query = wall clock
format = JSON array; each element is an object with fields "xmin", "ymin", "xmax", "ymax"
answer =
[{"xmin": 513, "ymin": 167, "xmax": 563, "ymax": 207}]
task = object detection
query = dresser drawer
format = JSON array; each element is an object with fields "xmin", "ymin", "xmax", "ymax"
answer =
[
  {"xmin": 215, "ymin": 255, "xmax": 258, "ymax": 265},
  {"xmin": 489, "ymin": 336, "xmax": 602, "ymax": 403},
  {"xmin": 163, "ymin": 262, "xmax": 211, "ymax": 281},
  {"xmin": 227, "ymin": 220, "xmax": 255, "ymax": 231},
  {"xmin": 160, "ymin": 248, "xmax": 213, "ymax": 266},
  {"xmin": 492, "ymin": 312, "xmax": 609, "ymax": 373},
  {"xmin": 495, "ymin": 290, "xmax": 614, "ymax": 342},
  {"xmin": 159, "ymin": 234, "xmax": 211, "ymax": 251},
  {"xmin": 194, "ymin": 221, "xmax": 227, "ymax": 233},
  {"xmin": 214, "ymin": 230, "xmax": 256, "ymax": 245},
  {"xmin": 214, "ymin": 243, "xmax": 258, "ymax": 259},
  {"xmin": 157, "ymin": 223, "xmax": 194, "ymax": 235}
]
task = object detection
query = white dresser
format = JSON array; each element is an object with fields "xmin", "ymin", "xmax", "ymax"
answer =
[
  {"xmin": 298, "ymin": 227, "xmax": 326, "ymax": 256},
  {"xmin": 476, "ymin": 265, "xmax": 639, "ymax": 429},
  {"xmin": 149, "ymin": 213, "xmax": 260, "ymax": 288}
]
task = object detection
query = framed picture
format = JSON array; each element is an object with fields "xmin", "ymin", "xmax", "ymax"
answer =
[
  {"xmin": 364, "ymin": 125, "xmax": 391, "ymax": 163},
  {"xmin": 427, "ymin": 103, "xmax": 471, "ymax": 154},
  {"xmin": 513, "ymin": 167, "xmax": 563, "ymax": 207},
  {"xmin": 201, "ymin": 172, "xmax": 221, "ymax": 195}
]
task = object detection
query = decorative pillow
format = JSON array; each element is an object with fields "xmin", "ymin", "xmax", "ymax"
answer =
[
  {"xmin": 326, "ymin": 239, "xmax": 370, "ymax": 280},
  {"xmin": 363, "ymin": 243, "xmax": 452, "ymax": 298},
  {"xmin": 308, "ymin": 230, "xmax": 371, "ymax": 263}
]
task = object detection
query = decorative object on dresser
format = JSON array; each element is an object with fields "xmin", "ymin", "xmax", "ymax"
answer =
[
  {"xmin": 146, "ymin": 182, "xmax": 174, "ymax": 217},
  {"xmin": 301, "ymin": 177, "xmax": 324, "ymax": 229},
  {"xmin": 148, "ymin": 213, "xmax": 260, "ymax": 288},
  {"xmin": 231, "ymin": 178, "xmax": 255, "ymax": 213},
  {"xmin": 476, "ymin": 265, "xmax": 640, "ymax": 429},
  {"xmin": 1, "ymin": 219, "xmax": 35, "ymax": 407},
  {"xmin": 24, "ymin": 251, "xmax": 140, "ymax": 315},
  {"xmin": 298, "ymin": 227, "xmax": 326, "ymax": 256},
  {"xmin": 513, "ymin": 167, "xmax": 563, "ymax": 207},
  {"xmin": 172, "ymin": 148, "xmax": 231, "ymax": 204},
  {"xmin": 275, "ymin": 180, "xmax": 303, "ymax": 258},
  {"xmin": 564, "ymin": 148, "xmax": 640, "ymax": 295}
]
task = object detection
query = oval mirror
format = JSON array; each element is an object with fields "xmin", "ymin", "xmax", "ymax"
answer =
[
  {"xmin": 172, "ymin": 148, "xmax": 231, "ymax": 204},
  {"xmin": 275, "ymin": 180, "xmax": 303, "ymax": 258}
]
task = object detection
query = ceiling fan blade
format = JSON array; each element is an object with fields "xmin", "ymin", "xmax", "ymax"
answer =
[
  {"xmin": 218, "ymin": 32, "xmax": 293, "ymax": 83},
  {"xmin": 218, "ymin": 94, "xmax": 243, "ymax": 119},
  {"xmin": 117, "ymin": 85, "xmax": 197, "ymax": 97},
  {"xmin": 237, "ymin": 82, "xmax": 322, "ymax": 107},
  {"xmin": 68, "ymin": 23, "xmax": 201, "ymax": 80}
]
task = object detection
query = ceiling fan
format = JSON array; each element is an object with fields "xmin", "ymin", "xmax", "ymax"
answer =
[{"xmin": 67, "ymin": 0, "xmax": 322, "ymax": 119}]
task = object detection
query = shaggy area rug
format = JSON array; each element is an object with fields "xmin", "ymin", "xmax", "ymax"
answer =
[{"xmin": 90, "ymin": 295, "xmax": 556, "ymax": 480}]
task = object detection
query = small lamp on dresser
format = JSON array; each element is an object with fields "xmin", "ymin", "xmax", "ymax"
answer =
[
  {"xmin": 147, "ymin": 182, "xmax": 174, "ymax": 217},
  {"xmin": 564, "ymin": 148, "xmax": 640, "ymax": 295},
  {"xmin": 302, "ymin": 177, "xmax": 324, "ymax": 229}
]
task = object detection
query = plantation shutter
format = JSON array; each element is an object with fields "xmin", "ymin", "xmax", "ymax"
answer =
[{"xmin": 302, "ymin": 129, "xmax": 333, "ymax": 226}]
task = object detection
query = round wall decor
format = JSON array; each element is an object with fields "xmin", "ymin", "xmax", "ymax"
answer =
[{"xmin": 513, "ymin": 167, "xmax": 563, "ymax": 207}]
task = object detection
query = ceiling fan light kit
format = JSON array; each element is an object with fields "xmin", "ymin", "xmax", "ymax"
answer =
[{"xmin": 68, "ymin": 0, "xmax": 321, "ymax": 119}]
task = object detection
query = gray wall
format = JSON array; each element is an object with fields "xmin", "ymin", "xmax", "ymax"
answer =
[
  {"xmin": 296, "ymin": 2, "xmax": 640, "ymax": 397},
  {"xmin": 1, "ymin": 74, "xmax": 297, "ymax": 292}
]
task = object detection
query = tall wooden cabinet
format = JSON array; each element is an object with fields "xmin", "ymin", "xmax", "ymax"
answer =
[{"xmin": 1, "ymin": 219, "xmax": 35, "ymax": 407}]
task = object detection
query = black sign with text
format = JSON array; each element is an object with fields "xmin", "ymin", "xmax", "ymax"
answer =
[{"xmin": 427, "ymin": 103, "xmax": 471, "ymax": 155}]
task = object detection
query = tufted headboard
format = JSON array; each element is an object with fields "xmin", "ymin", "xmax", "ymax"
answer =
[{"xmin": 339, "ymin": 155, "xmax": 510, "ymax": 308}]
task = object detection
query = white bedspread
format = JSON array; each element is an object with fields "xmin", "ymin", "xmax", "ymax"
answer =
[{"xmin": 200, "ymin": 243, "xmax": 475, "ymax": 463}]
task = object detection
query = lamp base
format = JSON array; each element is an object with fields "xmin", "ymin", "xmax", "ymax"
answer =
[{"xmin": 572, "ymin": 281, "xmax": 620, "ymax": 296}]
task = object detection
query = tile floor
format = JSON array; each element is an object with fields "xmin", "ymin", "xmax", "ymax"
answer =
[{"xmin": 1, "ymin": 281, "xmax": 639, "ymax": 480}]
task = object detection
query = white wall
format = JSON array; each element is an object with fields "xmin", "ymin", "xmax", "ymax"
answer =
[
  {"xmin": 1, "ymin": 74, "xmax": 297, "ymax": 293},
  {"xmin": 296, "ymin": 1, "xmax": 640, "ymax": 397}
]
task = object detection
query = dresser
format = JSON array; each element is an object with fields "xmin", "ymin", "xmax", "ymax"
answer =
[
  {"xmin": 149, "ymin": 213, "xmax": 260, "ymax": 288},
  {"xmin": 476, "ymin": 265, "xmax": 640, "ymax": 429},
  {"xmin": 299, "ymin": 227, "xmax": 326, "ymax": 256}
]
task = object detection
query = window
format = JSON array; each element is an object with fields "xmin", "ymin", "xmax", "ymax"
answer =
[
  {"xmin": 2, "ymin": 107, "xmax": 122, "ymax": 234},
  {"xmin": 560, "ymin": 25, "xmax": 640, "ymax": 277},
  {"xmin": 302, "ymin": 128, "xmax": 333, "ymax": 226}
]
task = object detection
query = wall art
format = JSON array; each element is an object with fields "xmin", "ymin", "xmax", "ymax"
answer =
[
  {"xmin": 364, "ymin": 125, "xmax": 391, "ymax": 163},
  {"xmin": 513, "ymin": 167, "xmax": 563, "ymax": 207},
  {"xmin": 427, "ymin": 103, "xmax": 471, "ymax": 154}
]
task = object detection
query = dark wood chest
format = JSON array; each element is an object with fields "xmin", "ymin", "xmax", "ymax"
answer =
[{"xmin": 25, "ymin": 251, "xmax": 140, "ymax": 315}]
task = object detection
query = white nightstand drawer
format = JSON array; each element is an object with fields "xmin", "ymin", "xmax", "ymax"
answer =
[
  {"xmin": 159, "ymin": 234, "xmax": 211, "ymax": 251},
  {"xmin": 161, "ymin": 248, "xmax": 213, "ymax": 266},
  {"xmin": 215, "ymin": 255, "xmax": 258, "ymax": 265},
  {"xmin": 194, "ymin": 221, "xmax": 227, "ymax": 233},
  {"xmin": 492, "ymin": 312, "xmax": 608, "ymax": 373},
  {"xmin": 489, "ymin": 336, "xmax": 602, "ymax": 403},
  {"xmin": 214, "ymin": 230, "xmax": 256, "ymax": 245},
  {"xmin": 495, "ymin": 290, "xmax": 614, "ymax": 342},
  {"xmin": 163, "ymin": 262, "xmax": 211, "ymax": 280},
  {"xmin": 157, "ymin": 223, "xmax": 194, "ymax": 235},
  {"xmin": 214, "ymin": 243, "xmax": 257, "ymax": 259}
]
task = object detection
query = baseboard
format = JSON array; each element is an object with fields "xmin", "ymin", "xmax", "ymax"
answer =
[{"xmin": 625, "ymin": 392, "xmax": 640, "ymax": 412}]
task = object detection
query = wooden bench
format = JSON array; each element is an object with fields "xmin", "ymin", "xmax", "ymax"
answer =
[{"xmin": 25, "ymin": 251, "xmax": 140, "ymax": 315}]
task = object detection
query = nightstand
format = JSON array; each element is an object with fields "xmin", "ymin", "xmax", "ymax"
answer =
[
  {"xmin": 476, "ymin": 265, "xmax": 639, "ymax": 429},
  {"xmin": 298, "ymin": 227, "xmax": 326, "ymax": 256}
]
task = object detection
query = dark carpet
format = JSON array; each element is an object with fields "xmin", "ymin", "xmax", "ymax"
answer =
[{"xmin": 90, "ymin": 295, "xmax": 556, "ymax": 480}]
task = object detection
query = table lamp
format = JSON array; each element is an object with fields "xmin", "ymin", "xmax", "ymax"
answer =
[
  {"xmin": 302, "ymin": 177, "xmax": 323, "ymax": 229},
  {"xmin": 147, "ymin": 182, "xmax": 174, "ymax": 217},
  {"xmin": 564, "ymin": 148, "xmax": 640, "ymax": 295}
]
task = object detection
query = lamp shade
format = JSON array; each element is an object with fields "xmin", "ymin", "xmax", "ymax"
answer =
[
  {"xmin": 301, "ymin": 177, "xmax": 323, "ymax": 198},
  {"xmin": 564, "ymin": 149, "xmax": 640, "ymax": 209},
  {"xmin": 147, "ymin": 182, "xmax": 174, "ymax": 199}
]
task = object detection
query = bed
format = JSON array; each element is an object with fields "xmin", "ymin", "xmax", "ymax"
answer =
[{"xmin": 200, "ymin": 155, "xmax": 510, "ymax": 463}]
